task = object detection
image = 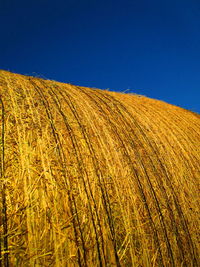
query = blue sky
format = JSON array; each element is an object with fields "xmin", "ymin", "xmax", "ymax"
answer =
[{"xmin": 0, "ymin": 0, "xmax": 200, "ymax": 113}]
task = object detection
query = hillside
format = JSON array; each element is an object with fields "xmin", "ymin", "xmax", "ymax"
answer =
[{"xmin": 0, "ymin": 70, "xmax": 199, "ymax": 266}]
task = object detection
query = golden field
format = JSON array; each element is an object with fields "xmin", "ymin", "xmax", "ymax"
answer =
[{"xmin": 0, "ymin": 70, "xmax": 199, "ymax": 266}]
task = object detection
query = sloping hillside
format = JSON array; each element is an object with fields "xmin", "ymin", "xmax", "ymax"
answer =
[{"xmin": 0, "ymin": 70, "xmax": 199, "ymax": 266}]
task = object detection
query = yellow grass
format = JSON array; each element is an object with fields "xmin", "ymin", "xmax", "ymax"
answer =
[{"xmin": 0, "ymin": 70, "xmax": 199, "ymax": 266}]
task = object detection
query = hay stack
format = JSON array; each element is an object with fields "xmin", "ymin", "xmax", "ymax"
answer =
[{"xmin": 0, "ymin": 70, "xmax": 199, "ymax": 266}]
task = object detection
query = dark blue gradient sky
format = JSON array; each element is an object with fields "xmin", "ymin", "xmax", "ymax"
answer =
[{"xmin": 1, "ymin": 0, "xmax": 200, "ymax": 113}]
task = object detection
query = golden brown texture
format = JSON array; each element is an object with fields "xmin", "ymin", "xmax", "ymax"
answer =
[{"xmin": 0, "ymin": 70, "xmax": 199, "ymax": 266}]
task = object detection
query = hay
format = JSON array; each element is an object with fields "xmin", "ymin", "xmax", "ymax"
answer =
[{"xmin": 0, "ymin": 70, "xmax": 199, "ymax": 266}]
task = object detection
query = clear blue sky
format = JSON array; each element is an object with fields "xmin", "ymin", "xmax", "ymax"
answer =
[{"xmin": 1, "ymin": 0, "xmax": 200, "ymax": 113}]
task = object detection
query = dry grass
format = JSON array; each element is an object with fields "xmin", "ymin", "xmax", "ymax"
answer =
[{"xmin": 0, "ymin": 70, "xmax": 199, "ymax": 266}]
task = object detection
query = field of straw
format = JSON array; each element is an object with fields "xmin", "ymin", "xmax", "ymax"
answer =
[{"xmin": 0, "ymin": 70, "xmax": 199, "ymax": 266}]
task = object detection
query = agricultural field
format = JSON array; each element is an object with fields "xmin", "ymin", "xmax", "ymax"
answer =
[{"xmin": 0, "ymin": 70, "xmax": 199, "ymax": 266}]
